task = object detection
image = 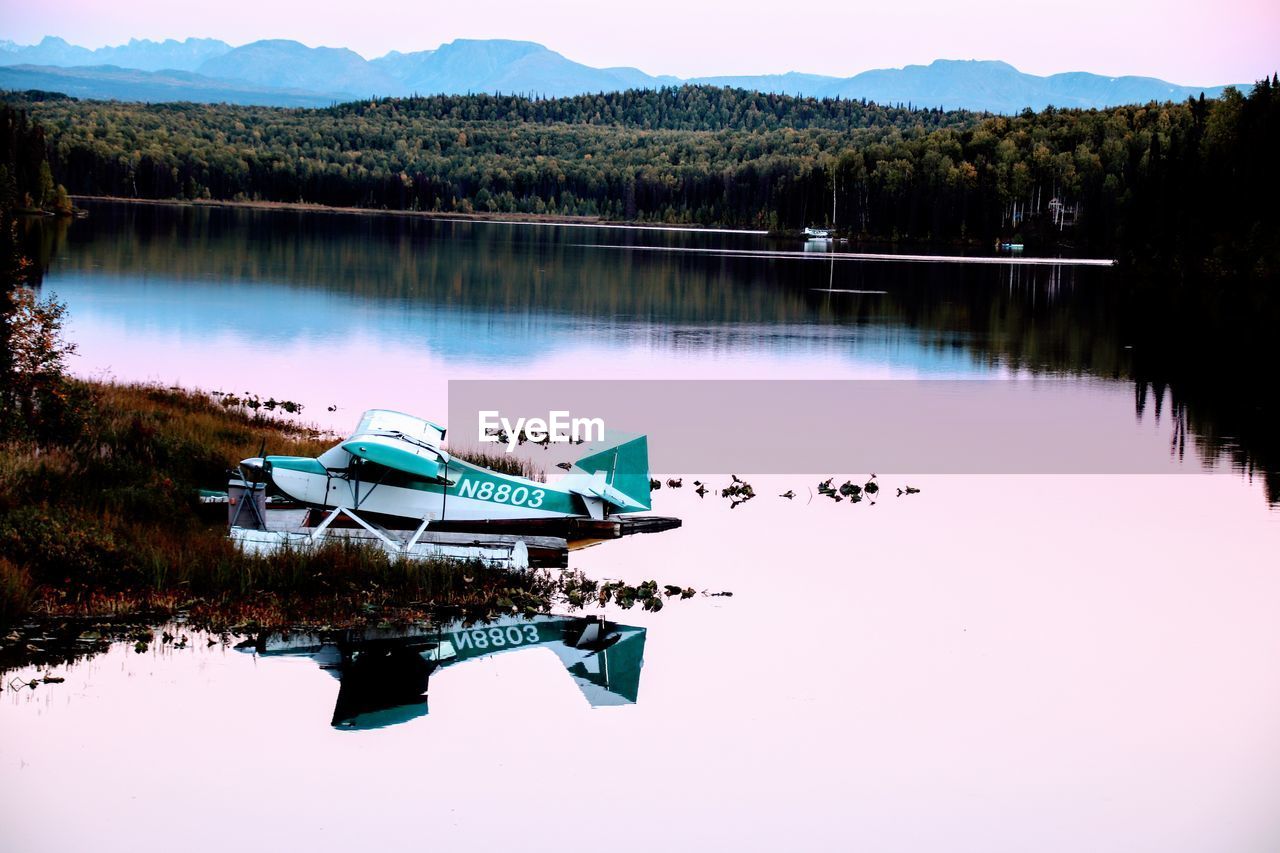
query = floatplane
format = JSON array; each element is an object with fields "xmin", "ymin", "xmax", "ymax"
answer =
[{"xmin": 231, "ymin": 409, "xmax": 667, "ymax": 566}]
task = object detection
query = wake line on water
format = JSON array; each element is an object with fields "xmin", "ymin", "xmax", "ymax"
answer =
[
  {"xmin": 435, "ymin": 218, "xmax": 769, "ymax": 235},
  {"xmin": 580, "ymin": 244, "xmax": 1118, "ymax": 267},
  {"xmin": 809, "ymin": 288, "xmax": 890, "ymax": 294}
]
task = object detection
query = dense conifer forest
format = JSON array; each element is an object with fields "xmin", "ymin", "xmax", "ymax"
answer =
[{"xmin": 4, "ymin": 79, "xmax": 1280, "ymax": 276}]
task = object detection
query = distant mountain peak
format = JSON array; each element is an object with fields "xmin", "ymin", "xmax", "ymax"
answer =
[
  {"xmin": 238, "ymin": 38, "xmax": 310, "ymax": 49},
  {"xmin": 0, "ymin": 35, "xmax": 1238, "ymax": 113},
  {"xmin": 928, "ymin": 58, "xmax": 1016, "ymax": 68},
  {"xmin": 450, "ymin": 37, "xmax": 543, "ymax": 47}
]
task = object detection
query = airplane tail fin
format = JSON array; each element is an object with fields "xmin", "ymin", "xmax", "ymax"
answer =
[{"xmin": 568, "ymin": 435, "xmax": 651, "ymax": 513}]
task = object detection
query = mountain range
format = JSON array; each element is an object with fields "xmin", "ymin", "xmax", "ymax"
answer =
[{"xmin": 0, "ymin": 35, "xmax": 1241, "ymax": 113}]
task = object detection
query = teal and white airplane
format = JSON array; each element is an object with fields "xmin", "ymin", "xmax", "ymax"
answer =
[{"xmin": 243, "ymin": 409, "xmax": 651, "ymax": 523}]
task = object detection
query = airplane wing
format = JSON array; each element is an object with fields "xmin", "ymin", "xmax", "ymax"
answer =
[{"xmin": 343, "ymin": 433, "xmax": 450, "ymax": 481}]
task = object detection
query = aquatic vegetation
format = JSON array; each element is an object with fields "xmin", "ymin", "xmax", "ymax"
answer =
[
  {"xmin": 211, "ymin": 390, "xmax": 305, "ymax": 415},
  {"xmin": 562, "ymin": 573, "xmax": 703, "ymax": 611},
  {"xmin": 805, "ymin": 474, "xmax": 902, "ymax": 505},
  {"xmin": 656, "ymin": 474, "xmax": 913, "ymax": 508},
  {"xmin": 720, "ymin": 475, "xmax": 756, "ymax": 508},
  {"xmin": 8, "ymin": 672, "xmax": 65, "ymax": 690}
]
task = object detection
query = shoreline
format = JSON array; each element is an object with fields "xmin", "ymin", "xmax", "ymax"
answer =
[
  {"xmin": 69, "ymin": 194, "xmax": 771, "ymax": 236},
  {"xmin": 65, "ymin": 194, "xmax": 1082, "ymax": 254}
]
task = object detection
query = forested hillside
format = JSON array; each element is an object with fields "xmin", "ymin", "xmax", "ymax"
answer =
[
  {"xmin": 7, "ymin": 80, "xmax": 1280, "ymax": 275},
  {"xmin": 1, "ymin": 102, "xmax": 71, "ymax": 428},
  {"xmin": 329, "ymin": 89, "xmax": 983, "ymax": 131},
  {"xmin": 0, "ymin": 103, "xmax": 64, "ymax": 213}
]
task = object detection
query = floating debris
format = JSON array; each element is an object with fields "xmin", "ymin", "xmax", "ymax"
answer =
[
  {"xmin": 583, "ymin": 576, "xmax": 703, "ymax": 611},
  {"xmin": 783, "ymin": 474, "xmax": 909, "ymax": 506},
  {"xmin": 650, "ymin": 478, "xmax": 663, "ymax": 490},
  {"xmin": 721, "ymin": 475, "xmax": 756, "ymax": 508},
  {"xmin": 665, "ymin": 478, "xmax": 683, "ymax": 488},
  {"xmin": 213, "ymin": 390, "xmax": 304, "ymax": 415}
]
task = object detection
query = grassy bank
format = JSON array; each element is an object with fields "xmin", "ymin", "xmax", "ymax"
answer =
[{"xmin": 0, "ymin": 381, "xmax": 565, "ymax": 629}]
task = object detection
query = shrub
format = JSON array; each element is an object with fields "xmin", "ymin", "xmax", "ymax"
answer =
[{"xmin": 0, "ymin": 556, "xmax": 32, "ymax": 624}]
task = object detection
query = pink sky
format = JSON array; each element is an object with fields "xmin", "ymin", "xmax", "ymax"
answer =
[{"xmin": 4, "ymin": 0, "xmax": 1277, "ymax": 84}]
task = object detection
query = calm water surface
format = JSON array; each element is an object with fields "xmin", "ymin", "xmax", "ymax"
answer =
[{"xmin": 4, "ymin": 202, "xmax": 1280, "ymax": 852}]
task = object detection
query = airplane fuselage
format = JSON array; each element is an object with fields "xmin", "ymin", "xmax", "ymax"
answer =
[{"xmin": 266, "ymin": 455, "xmax": 581, "ymax": 522}]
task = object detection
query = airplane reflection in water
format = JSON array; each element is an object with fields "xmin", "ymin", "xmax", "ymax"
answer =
[{"xmin": 236, "ymin": 614, "xmax": 646, "ymax": 729}]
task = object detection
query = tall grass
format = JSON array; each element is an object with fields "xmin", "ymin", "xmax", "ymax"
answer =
[
  {"xmin": 448, "ymin": 446, "xmax": 546, "ymax": 481},
  {"xmin": 0, "ymin": 557, "xmax": 32, "ymax": 626}
]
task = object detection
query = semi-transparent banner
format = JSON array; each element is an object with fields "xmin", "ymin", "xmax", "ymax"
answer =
[{"xmin": 447, "ymin": 379, "xmax": 1190, "ymax": 474}]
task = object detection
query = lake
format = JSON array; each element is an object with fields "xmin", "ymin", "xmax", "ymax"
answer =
[{"xmin": 4, "ymin": 201, "xmax": 1280, "ymax": 852}]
